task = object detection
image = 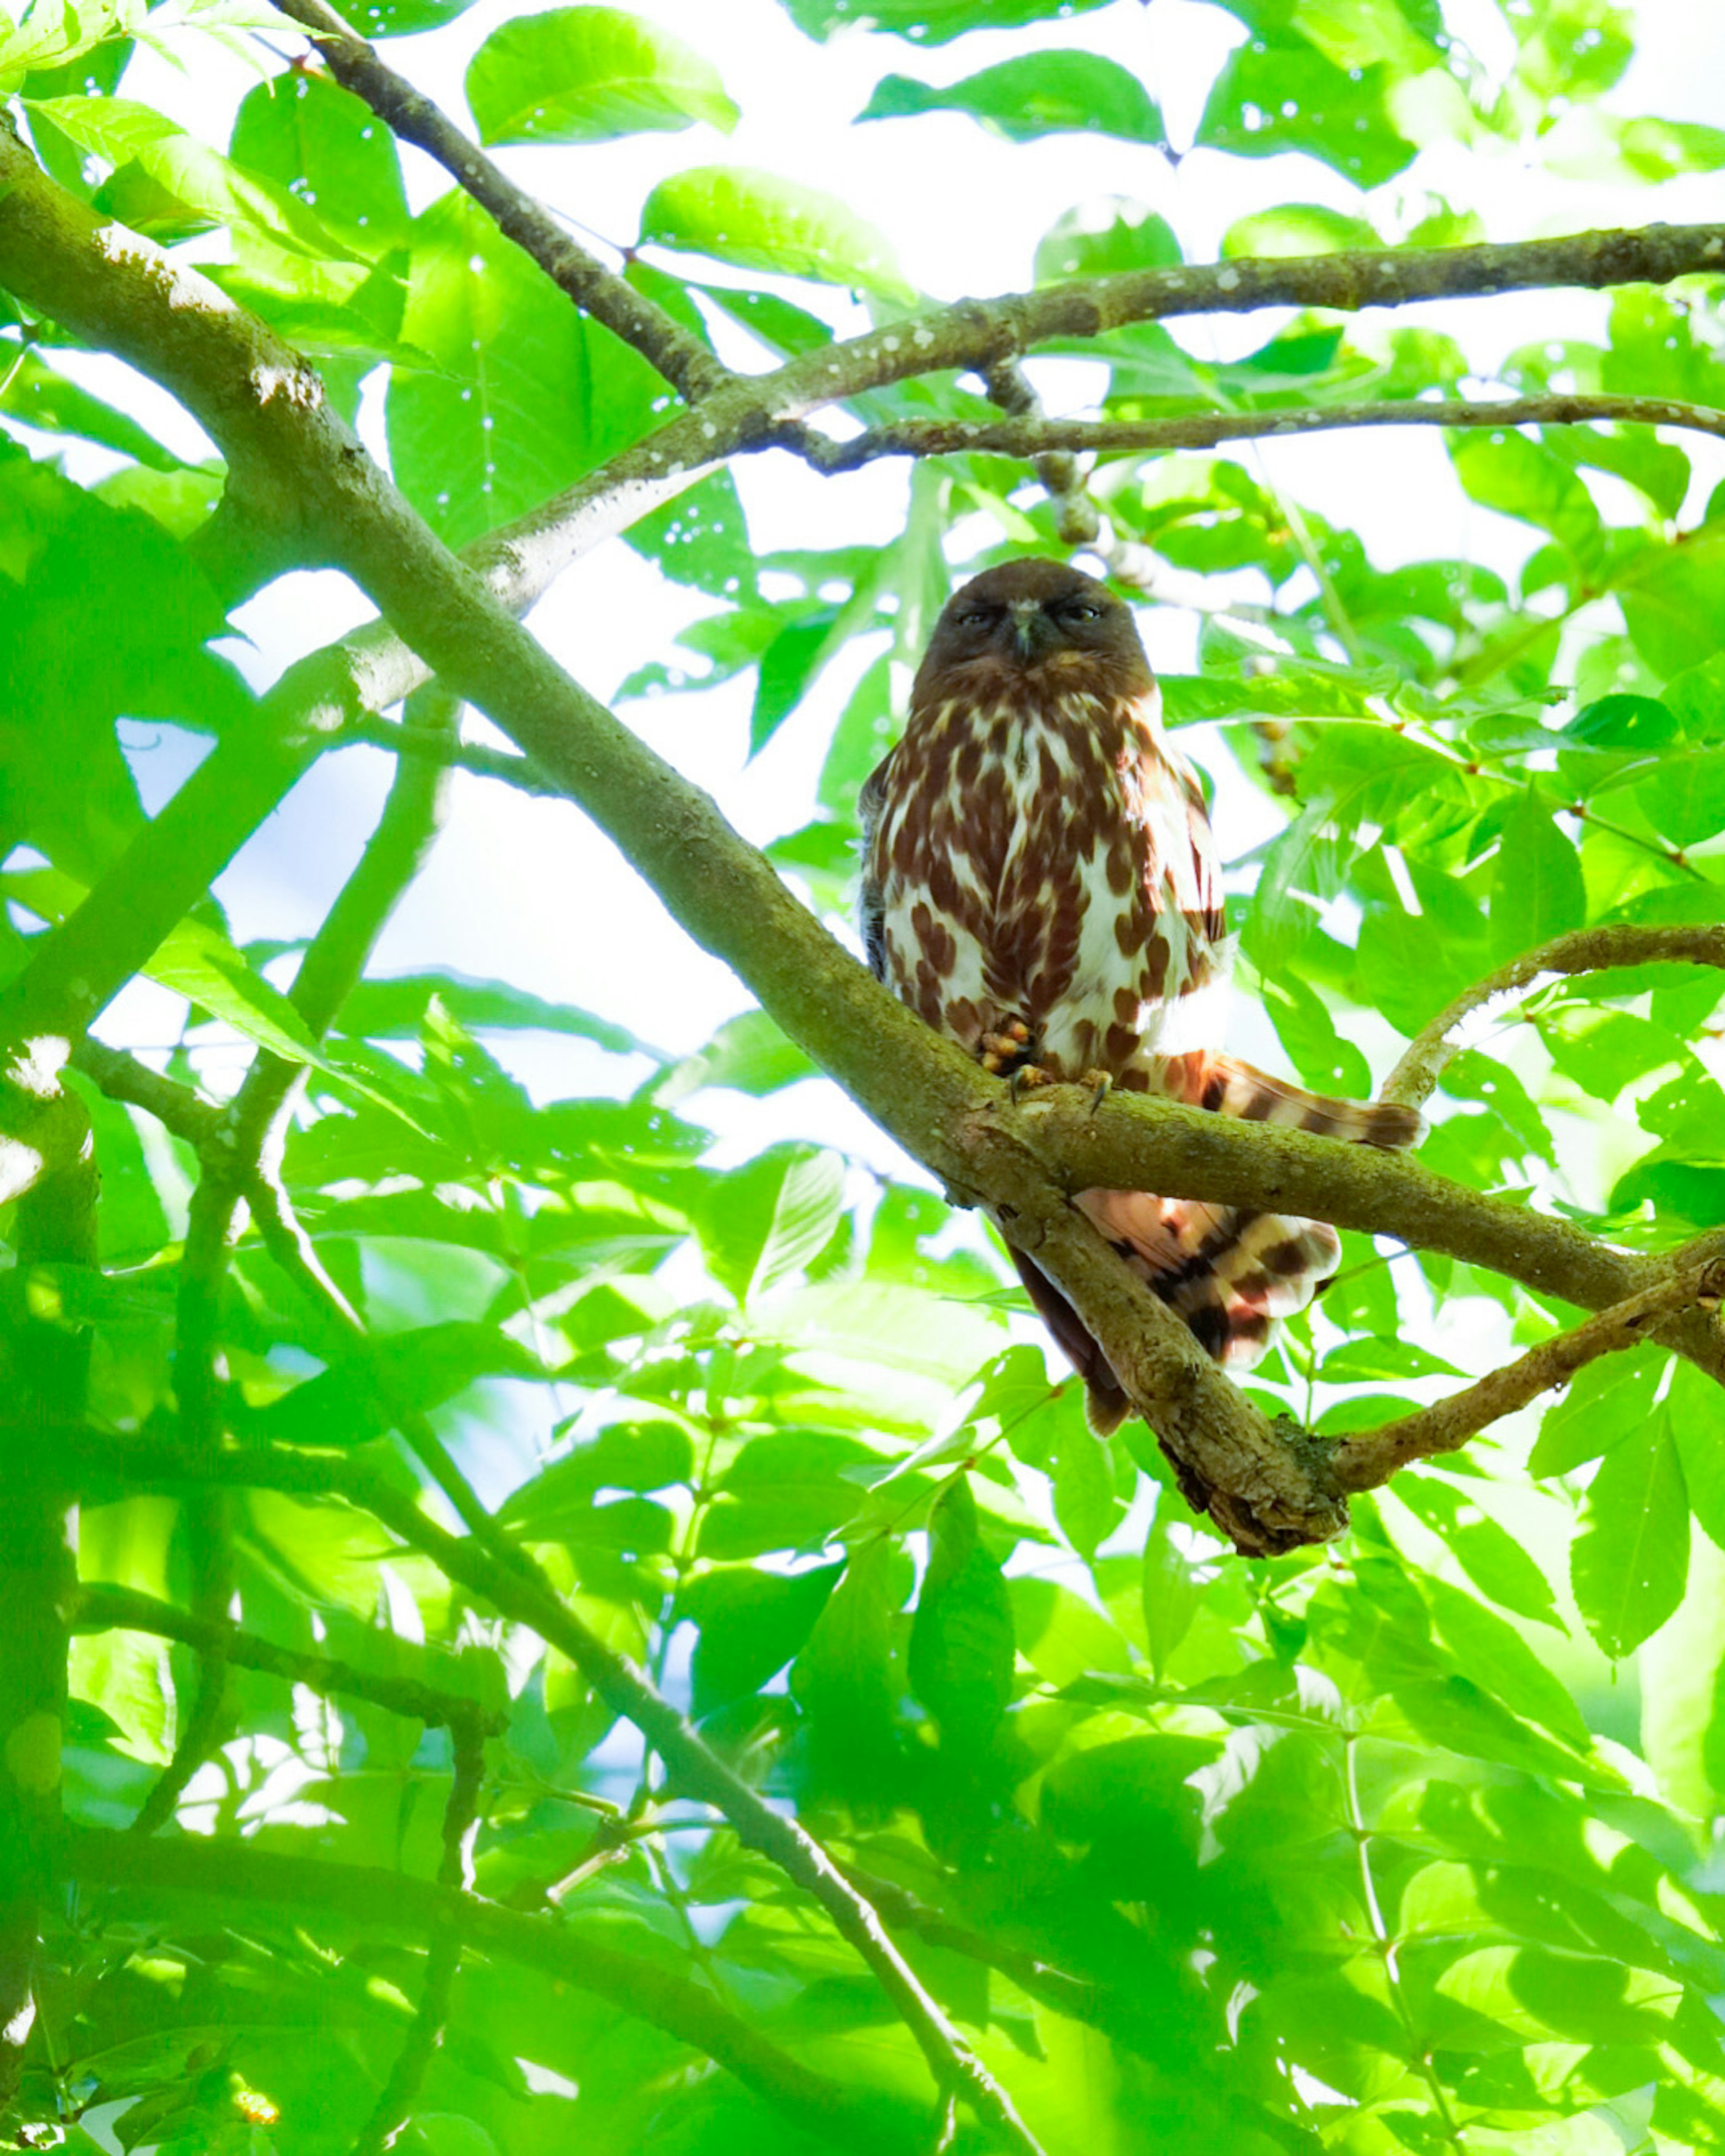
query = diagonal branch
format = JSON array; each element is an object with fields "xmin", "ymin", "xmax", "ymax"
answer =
[
  {"xmin": 5, "ymin": 193, "xmax": 1723, "ymax": 1058},
  {"xmin": 791, "ymin": 392, "xmax": 1725, "ymax": 472},
  {"xmin": 62, "ymin": 1827, "xmax": 930, "ymax": 2156},
  {"xmin": 1380, "ymin": 921, "xmax": 1725, "ymax": 1111},
  {"xmin": 1331, "ymin": 1255, "xmax": 1725, "ymax": 1490},
  {"xmin": 76, "ymin": 1582, "xmax": 504, "ymax": 1736},
  {"xmin": 6, "ymin": 129, "xmax": 1725, "ymax": 1557},
  {"xmin": 270, "ymin": 0, "xmax": 729, "ymax": 405},
  {"xmin": 60, "ymin": 1430, "xmax": 1044, "ymax": 2152}
]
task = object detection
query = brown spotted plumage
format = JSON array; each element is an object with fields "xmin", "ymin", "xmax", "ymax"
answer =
[{"xmin": 860, "ymin": 557, "xmax": 1420, "ymax": 1434}]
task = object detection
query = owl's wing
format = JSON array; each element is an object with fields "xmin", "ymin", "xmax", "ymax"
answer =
[{"xmin": 857, "ymin": 751, "xmax": 892, "ymax": 984}]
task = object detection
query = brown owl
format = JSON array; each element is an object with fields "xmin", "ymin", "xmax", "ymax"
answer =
[{"xmin": 859, "ymin": 557, "xmax": 1418, "ymax": 1433}]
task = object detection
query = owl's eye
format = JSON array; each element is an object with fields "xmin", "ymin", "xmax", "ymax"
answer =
[
  {"xmin": 956, "ymin": 608, "xmax": 993, "ymax": 627},
  {"xmin": 1066, "ymin": 603, "xmax": 1101, "ymax": 620}
]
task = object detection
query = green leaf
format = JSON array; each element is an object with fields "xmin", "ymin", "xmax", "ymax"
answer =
[
  {"xmin": 230, "ymin": 70, "xmax": 409, "ymax": 254},
  {"xmin": 859, "ymin": 53, "xmax": 1163, "ymax": 146},
  {"xmin": 1562, "ymin": 693, "xmax": 1679, "ymax": 751},
  {"xmin": 255, "ymin": 1323, "xmax": 544, "ymax": 1449},
  {"xmin": 683, "ymin": 1561, "xmax": 842, "ymax": 1715},
  {"xmin": 1420, "ymin": 1576, "xmax": 1590, "ymax": 1751},
  {"xmin": 1318, "ymin": 1338, "xmax": 1462, "ymax": 1383},
  {"xmin": 749, "ymin": 607, "xmax": 841, "ymax": 755},
  {"xmin": 791, "ymin": 1536, "xmax": 902, "ymax": 1798},
  {"xmin": 1667, "ymin": 1359, "xmax": 1725, "ymax": 1555},
  {"xmin": 387, "ymin": 191, "xmax": 662, "ymax": 547},
  {"xmin": 1571, "ymin": 1416, "xmax": 1689, "ymax": 1660},
  {"xmin": 0, "ymin": 347, "xmax": 183, "ymax": 469},
  {"xmin": 1490, "ymin": 786, "xmax": 1585, "ymax": 961},
  {"xmin": 345, "ymin": 0, "xmax": 480, "ymax": 37},
  {"xmin": 1391, "ymin": 1475, "xmax": 1561, "ymax": 1628},
  {"xmin": 1529, "ymin": 1352, "xmax": 1662, "ymax": 1479},
  {"xmin": 624, "ymin": 468, "xmax": 756, "ymax": 600},
  {"xmin": 1222, "ymin": 204, "xmax": 1380, "ymax": 258},
  {"xmin": 655, "ymin": 1010, "xmax": 816, "ymax": 1103},
  {"xmin": 1195, "ymin": 38, "xmax": 1425, "ymax": 188},
  {"xmin": 1034, "ymin": 195, "xmax": 1180, "ymax": 286},
  {"xmin": 638, "ymin": 165, "xmax": 915, "ymax": 301},
  {"xmin": 33, "ymin": 97, "xmax": 364, "ymax": 260},
  {"xmin": 779, "ymin": 0, "xmax": 1113, "ymax": 39},
  {"xmin": 502, "ymin": 1421, "xmax": 695, "ymax": 1540},
  {"xmin": 1052, "ymin": 1430, "xmax": 1119, "ymax": 1561},
  {"xmin": 695, "ymin": 1145, "xmax": 844, "ymax": 1303},
  {"xmin": 908, "ymin": 1475, "xmax": 1014, "ymax": 1743},
  {"xmin": 466, "ymin": 6, "xmax": 735, "ymax": 146},
  {"xmin": 1451, "ymin": 428, "xmax": 1602, "ymax": 569}
]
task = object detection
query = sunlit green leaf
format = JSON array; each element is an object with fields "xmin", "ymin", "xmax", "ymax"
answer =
[{"xmin": 466, "ymin": 6, "xmax": 736, "ymax": 146}]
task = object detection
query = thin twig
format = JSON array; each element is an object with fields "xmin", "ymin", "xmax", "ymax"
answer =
[
  {"xmin": 1380, "ymin": 922, "xmax": 1725, "ymax": 1110},
  {"xmin": 339, "ymin": 714, "xmax": 563, "ymax": 795},
  {"xmin": 789, "ymin": 392, "xmax": 1725, "ymax": 472},
  {"xmin": 269, "ymin": 0, "xmax": 726, "ymax": 404},
  {"xmin": 76, "ymin": 1582, "xmax": 505, "ymax": 1736},
  {"xmin": 1330, "ymin": 1255, "xmax": 1725, "ymax": 1490},
  {"xmin": 346, "ymin": 1717, "xmax": 484, "ymax": 2153}
]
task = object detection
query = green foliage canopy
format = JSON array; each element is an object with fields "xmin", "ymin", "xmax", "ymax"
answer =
[{"xmin": 2, "ymin": 0, "xmax": 1725, "ymax": 2151}]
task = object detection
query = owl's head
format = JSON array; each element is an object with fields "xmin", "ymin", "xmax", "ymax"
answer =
[{"xmin": 913, "ymin": 557, "xmax": 1152, "ymax": 695}]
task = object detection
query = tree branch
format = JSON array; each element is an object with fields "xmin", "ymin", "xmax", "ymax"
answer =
[
  {"xmin": 1000, "ymin": 1088, "xmax": 1725, "ymax": 1384},
  {"xmin": 269, "ymin": 0, "xmax": 728, "ymax": 406},
  {"xmin": 346, "ymin": 1710, "xmax": 484, "ymax": 2153},
  {"xmin": 1380, "ymin": 922, "xmax": 1725, "ymax": 1111},
  {"xmin": 61, "ymin": 1827, "xmax": 929, "ymax": 2156},
  {"xmin": 1331, "ymin": 1255, "xmax": 1725, "ymax": 1490},
  {"xmin": 59, "ymin": 1432, "xmax": 1044, "ymax": 2153},
  {"xmin": 6, "ymin": 131, "xmax": 1724, "ymax": 1556},
  {"xmin": 793, "ymin": 392, "xmax": 1725, "ymax": 472},
  {"xmin": 75, "ymin": 1582, "xmax": 504, "ymax": 1736},
  {"xmin": 4, "ymin": 174, "xmax": 1720, "ymax": 1060}
]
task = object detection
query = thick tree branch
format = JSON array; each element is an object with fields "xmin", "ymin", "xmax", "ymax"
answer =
[
  {"xmin": 1000, "ymin": 1089, "xmax": 1725, "ymax": 1386},
  {"xmin": 793, "ymin": 392, "xmax": 1725, "ymax": 472},
  {"xmin": 269, "ymin": 0, "xmax": 728, "ymax": 406},
  {"xmin": 974, "ymin": 1161, "xmax": 1343, "ymax": 1551},
  {"xmin": 62, "ymin": 1827, "xmax": 928, "ymax": 2156},
  {"xmin": 1380, "ymin": 922, "xmax": 1725, "ymax": 1111},
  {"xmin": 1332, "ymin": 1256, "xmax": 1725, "ymax": 1489},
  {"xmin": 5, "ymin": 133, "xmax": 1723, "ymax": 1555},
  {"xmin": 4, "ymin": 174, "xmax": 1721, "ymax": 1056}
]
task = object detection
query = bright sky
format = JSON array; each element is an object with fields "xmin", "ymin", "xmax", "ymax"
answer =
[{"xmin": 57, "ymin": 0, "xmax": 1725, "ymax": 1181}]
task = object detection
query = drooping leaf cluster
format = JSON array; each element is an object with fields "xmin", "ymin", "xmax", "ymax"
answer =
[{"xmin": 4, "ymin": 0, "xmax": 1725, "ymax": 2150}]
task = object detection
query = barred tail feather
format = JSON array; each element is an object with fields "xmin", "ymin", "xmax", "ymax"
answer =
[
  {"xmin": 1022, "ymin": 1057, "xmax": 1421, "ymax": 1423},
  {"xmin": 1152, "ymin": 1051, "xmax": 1424, "ymax": 1149},
  {"xmin": 1076, "ymin": 1190, "xmax": 1340, "ymax": 1371}
]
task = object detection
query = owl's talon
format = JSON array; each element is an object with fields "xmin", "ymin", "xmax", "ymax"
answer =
[
  {"xmin": 1008, "ymin": 1064, "xmax": 1054, "ymax": 1101},
  {"xmin": 1080, "ymin": 1069, "xmax": 1113, "ymax": 1113}
]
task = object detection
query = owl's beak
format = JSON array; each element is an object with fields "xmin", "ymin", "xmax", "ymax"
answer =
[{"xmin": 1009, "ymin": 598, "xmax": 1051, "ymax": 660}]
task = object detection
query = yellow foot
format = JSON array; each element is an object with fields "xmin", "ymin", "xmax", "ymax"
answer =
[
  {"xmin": 1079, "ymin": 1068, "xmax": 1114, "ymax": 1114},
  {"xmin": 979, "ymin": 1019, "xmax": 1035, "ymax": 1076},
  {"xmin": 1008, "ymin": 1064, "xmax": 1055, "ymax": 1102}
]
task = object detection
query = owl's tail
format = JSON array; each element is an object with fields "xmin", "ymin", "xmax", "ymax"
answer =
[{"xmin": 1017, "ymin": 1054, "xmax": 1421, "ymax": 1436}]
